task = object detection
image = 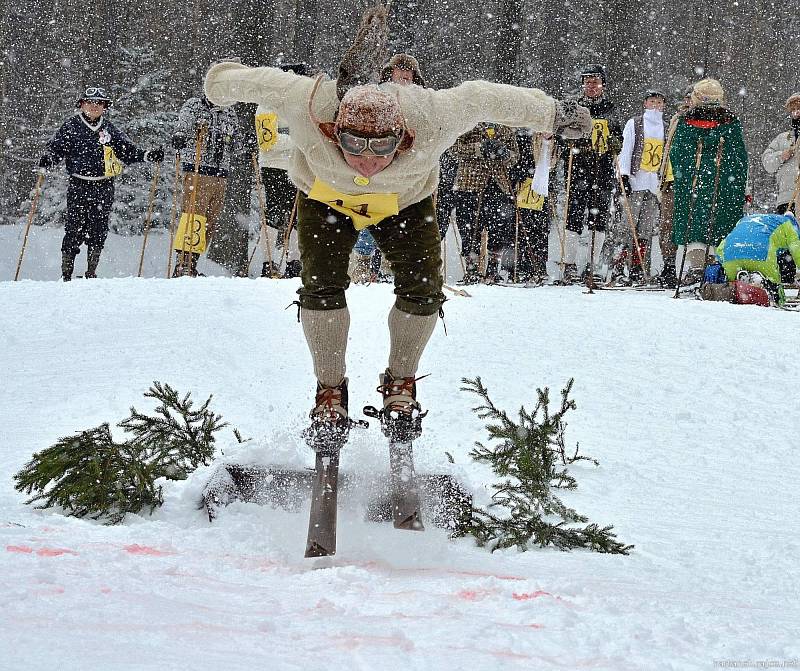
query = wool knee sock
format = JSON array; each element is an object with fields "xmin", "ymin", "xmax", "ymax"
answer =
[
  {"xmin": 301, "ymin": 307, "xmax": 350, "ymax": 387},
  {"xmin": 387, "ymin": 306, "xmax": 438, "ymax": 378}
]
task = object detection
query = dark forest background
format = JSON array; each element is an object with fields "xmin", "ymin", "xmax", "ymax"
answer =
[{"xmin": 1, "ymin": 0, "xmax": 797, "ymax": 247}]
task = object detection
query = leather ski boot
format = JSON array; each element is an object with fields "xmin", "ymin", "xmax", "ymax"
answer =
[
  {"xmin": 85, "ymin": 246, "xmax": 102, "ymax": 279},
  {"xmin": 365, "ymin": 369, "xmax": 428, "ymax": 442},
  {"xmin": 303, "ymin": 378, "xmax": 353, "ymax": 454},
  {"xmin": 61, "ymin": 252, "xmax": 76, "ymax": 282}
]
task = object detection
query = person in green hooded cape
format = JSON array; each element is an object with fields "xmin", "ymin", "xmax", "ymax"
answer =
[{"xmin": 669, "ymin": 78, "xmax": 748, "ymax": 282}]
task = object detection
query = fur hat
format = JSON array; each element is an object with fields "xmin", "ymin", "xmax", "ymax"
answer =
[
  {"xmin": 785, "ymin": 93, "xmax": 800, "ymax": 111},
  {"xmin": 380, "ymin": 53, "xmax": 426, "ymax": 87},
  {"xmin": 691, "ymin": 78, "xmax": 725, "ymax": 106},
  {"xmin": 336, "ymin": 85, "xmax": 404, "ymax": 136}
]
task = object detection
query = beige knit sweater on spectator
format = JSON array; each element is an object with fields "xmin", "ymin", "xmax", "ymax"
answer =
[{"xmin": 205, "ymin": 62, "xmax": 556, "ymax": 211}]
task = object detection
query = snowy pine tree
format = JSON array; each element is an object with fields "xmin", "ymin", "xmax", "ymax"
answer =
[{"xmin": 459, "ymin": 376, "xmax": 632, "ymax": 555}]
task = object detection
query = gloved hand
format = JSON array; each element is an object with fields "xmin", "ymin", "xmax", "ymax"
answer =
[
  {"xmin": 607, "ymin": 135, "xmax": 623, "ymax": 155},
  {"xmin": 481, "ymin": 138, "xmax": 511, "ymax": 161},
  {"xmin": 620, "ymin": 174, "xmax": 632, "ymax": 198},
  {"xmin": 145, "ymin": 146, "xmax": 164, "ymax": 163},
  {"xmin": 38, "ymin": 154, "xmax": 54, "ymax": 171},
  {"xmin": 171, "ymin": 134, "xmax": 187, "ymax": 150},
  {"xmin": 553, "ymin": 99, "xmax": 593, "ymax": 140}
]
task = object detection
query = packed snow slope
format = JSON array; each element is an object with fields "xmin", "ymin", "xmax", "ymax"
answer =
[{"xmin": 1, "ymin": 273, "xmax": 799, "ymax": 670}]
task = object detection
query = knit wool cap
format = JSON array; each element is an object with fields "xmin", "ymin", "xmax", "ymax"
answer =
[
  {"xmin": 691, "ymin": 78, "xmax": 725, "ymax": 106},
  {"xmin": 336, "ymin": 85, "xmax": 404, "ymax": 135}
]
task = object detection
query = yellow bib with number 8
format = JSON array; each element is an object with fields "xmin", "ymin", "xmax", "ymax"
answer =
[{"xmin": 255, "ymin": 113, "xmax": 278, "ymax": 152}]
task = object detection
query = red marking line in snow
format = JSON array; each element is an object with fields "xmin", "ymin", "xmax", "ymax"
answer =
[
  {"xmin": 455, "ymin": 588, "xmax": 493, "ymax": 601},
  {"xmin": 512, "ymin": 590, "xmax": 552, "ymax": 600},
  {"xmin": 123, "ymin": 544, "xmax": 176, "ymax": 557},
  {"xmin": 6, "ymin": 545, "xmax": 77, "ymax": 557}
]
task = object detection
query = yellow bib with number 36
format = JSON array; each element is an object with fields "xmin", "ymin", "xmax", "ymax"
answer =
[
  {"xmin": 640, "ymin": 138, "xmax": 664, "ymax": 173},
  {"xmin": 103, "ymin": 146, "xmax": 123, "ymax": 177},
  {"xmin": 174, "ymin": 212, "xmax": 208, "ymax": 254},
  {"xmin": 255, "ymin": 113, "xmax": 278, "ymax": 152},
  {"xmin": 516, "ymin": 178, "xmax": 545, "ymax": 211},
  {"xmin": 308, "ymin": 179, "xmax": 399, "ymax": 230},
  {"xmin": 591, "ymin": 119, "xmax": 610, "ymax": 154}
]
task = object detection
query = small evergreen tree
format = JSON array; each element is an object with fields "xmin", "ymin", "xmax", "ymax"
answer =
[
  {"xmin": 13, "ymin": 382, "xmax": 228, "ymax": 524},
  {"xmin": 459, "ymin": 376, "xmax": 632, "ymax": 555}
]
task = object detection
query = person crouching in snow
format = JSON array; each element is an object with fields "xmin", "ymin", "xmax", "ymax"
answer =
[
  {"xmin": 714, "ymin": 212, "xmax": 800, "ymax": 305},
  {"xmin": 203, "ymin": 60, "xmax": 591, "ymax": 444},
  {"xmin": 39, "ymin": 87, "xmax": 164, "ymax": 281}
]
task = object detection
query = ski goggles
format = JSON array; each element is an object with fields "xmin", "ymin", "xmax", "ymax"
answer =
[{"xmin": 337, "ymin": 130, "xmax": 403, "ymax": 156}]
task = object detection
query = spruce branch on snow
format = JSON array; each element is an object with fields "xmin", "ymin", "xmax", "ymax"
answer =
[
  {"xmin": 13, "ymin": 383, "xmax": 228, "ymax": 524},
  {"xmin": 459, "ymin": 377, "xmax": 633, "ymax": 555}
]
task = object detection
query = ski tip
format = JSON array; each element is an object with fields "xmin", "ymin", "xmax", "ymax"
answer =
[
  {"xmin": 394, "ymin": 513, "xmax": 425, "ymax": 532},
  {"xmin": 305, "ymin": 541, "xmax": 335, "ymax": 558}
]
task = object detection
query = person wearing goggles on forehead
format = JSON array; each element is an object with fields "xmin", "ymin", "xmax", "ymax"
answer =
[
  {"xmin": 204, "ymin": 38, "xmax": 591, "ymax": 443},
  {"xmin": 38, "ymin": 86, "xmax": 164, "ymax": 281},
  {"xmin": 761, "ymin": 93, "xmax": 800, "ymax": 214}
]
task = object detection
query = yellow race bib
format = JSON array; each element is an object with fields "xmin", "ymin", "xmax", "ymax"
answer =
[
  {"xmin": 255, "ymin": 113, "xmax": 278, "ymax": 152},
  {"xmin": 103, "ymin": 146, "xmax": 123, "ymax": 177},
  {"xmin": 174, "ymin": 212, "xmax": 208, "ymax": 254},
  {"xmin": 591, "ymin": 119, "xmax": 610, "ymax": 154},
  {"xmin": 307, "ymin": 179, "xmax": 399, "ymax": 230},
  {"xmin": 640, "ymin": 138, "xmax": 664, "ymax": 173},
  {"xmin": 516, "ymin": 178, "xmax": 545, "ymax": 211}
]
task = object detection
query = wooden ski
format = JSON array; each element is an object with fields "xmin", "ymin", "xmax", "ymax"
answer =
[
  {"xmin": 305, "ymin": 451, "xmax": 340, "ymax": 557},
  {"xmin": 388, "ymin": 439, "xmax": 424, "ymax": 531}
]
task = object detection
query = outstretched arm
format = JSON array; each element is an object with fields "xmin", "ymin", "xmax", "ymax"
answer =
[
  {"xmin": 414, "ymin": 81, "xmax": 588, "ymax": 147},
  {"xmin": 204, "ymin": 62, "xmax": 308, "ymax": 115}
]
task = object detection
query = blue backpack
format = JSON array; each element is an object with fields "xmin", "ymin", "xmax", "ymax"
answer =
[{"xmin": 704, "ymin": 263, "xmax": 727, "ymax": 284}]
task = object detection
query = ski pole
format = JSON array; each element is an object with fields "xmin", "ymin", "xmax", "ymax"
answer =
[
  {"xmin": 166, "ymin": 151, "xmax": 181, "ymax": 278},
  {"xmin": 559, "ymin": 143, "xmax": 574, "ymax": 279},
  {"xmin": 137, "ymin": 163, "xmax": 162, "ymax": 277},
  {"xmin": 251, "ymin": 153, "xmax": 276, "ymax": 277},
  {"xmin": 277, "ymin": 191, "xmax": 300, "ymax": 274},
  {"xmin": 701, "ymin": 136, "xmax": 726, "ymax": 283},
  {"xmin": 179, "ymin": 124, "xmax": 207, "ymax": 276},
  {"xmin": 513, "ymin": 199, "xmax": 520, "ymax": 284},
  {"xmin": 674, "ymin": 137, "xmax": 704, "ymax": 299},
  {"xmin": 14, "ymin": 171, "xmax": 46, "ymax": 281},
  {"xmin": 615, "ymin": 159, "xmax": 647, "ymax": 279}
]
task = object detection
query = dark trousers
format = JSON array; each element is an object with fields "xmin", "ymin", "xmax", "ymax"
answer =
[
  {"xmin": 454, "ymin": 182, "xmax": 515, "ymax": 257},
  {"xmin": 61, "ymin": 177, "xmax": 114, "ymax": 257},
  {"xmin": 565, "ymin": 160, "xmax": 614, "ymax": 234},
  {"xmin": 296, "ymin": 194, "xmax": 444, "ymax": 316},
  {"xmin": 517, "ymin": 203, "xmax": 550, "ymax": 276},
  {"xmin": 262, "ymin": 167, "xmax": 297, "ymax": 248}
]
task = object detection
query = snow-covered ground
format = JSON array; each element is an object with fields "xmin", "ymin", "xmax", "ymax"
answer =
[{"xmin": 1, "ymin": 229, "xmax": 799, "ymax": 670}]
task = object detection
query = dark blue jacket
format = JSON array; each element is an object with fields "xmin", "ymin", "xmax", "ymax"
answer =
[{"xmin": 47, "ymin": 113, "xmax": 146, "ymax": 179}]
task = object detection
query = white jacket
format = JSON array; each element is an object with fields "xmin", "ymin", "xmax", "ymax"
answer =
[
  {"xmin": 761, "ymin": 130, "xmax": 800, "ymax": 206},
  {"xmin": 205, "ymin": 62, "xmax": 556, "ymax": 210}
]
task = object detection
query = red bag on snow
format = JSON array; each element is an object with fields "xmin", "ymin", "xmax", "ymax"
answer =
[{"xmin": 732, "ymin": 280, "xmax": 770, "ymax": 307}]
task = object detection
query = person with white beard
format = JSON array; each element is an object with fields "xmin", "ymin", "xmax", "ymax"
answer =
[{"xmin": 615, "ymin": 89, "xmax": 668, "ymax": 284}]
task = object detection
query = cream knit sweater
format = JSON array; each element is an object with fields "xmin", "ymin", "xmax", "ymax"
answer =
[{"xmin": 205, "ymin": 62, "xmax": 556, "ymax": 210}]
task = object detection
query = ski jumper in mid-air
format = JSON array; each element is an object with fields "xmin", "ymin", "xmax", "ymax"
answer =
[{"xmin": 204, "ymin": 60, "xmax": 591, "ymax": 442}]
